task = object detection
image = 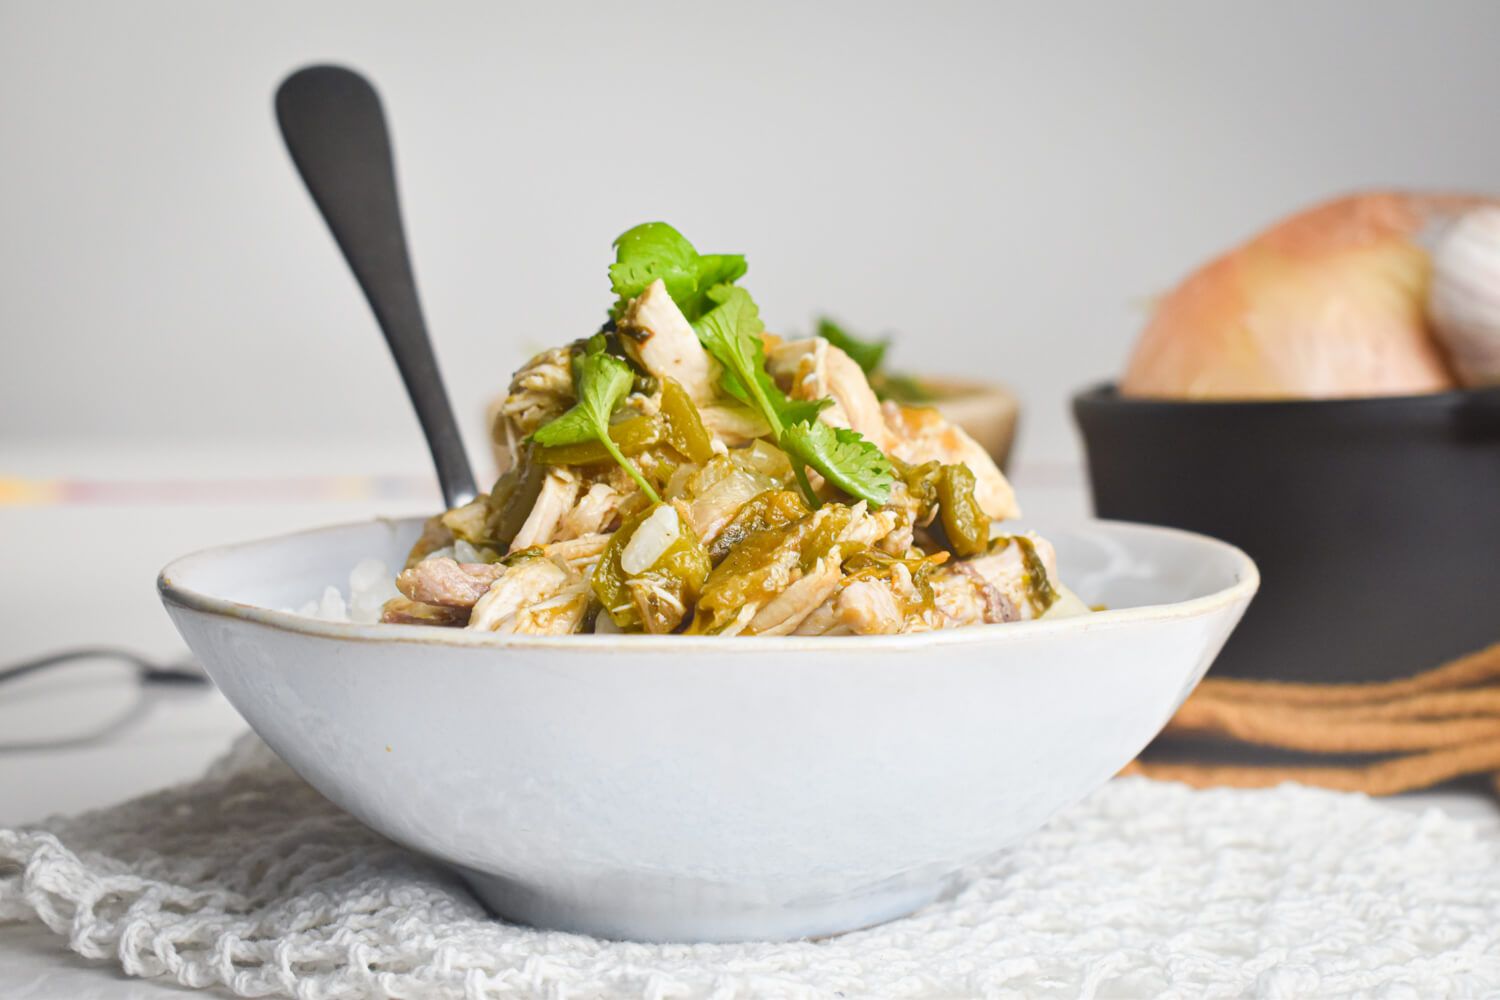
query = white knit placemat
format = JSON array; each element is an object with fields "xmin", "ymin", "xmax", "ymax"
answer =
[{"xmin": 3, "ymin": 734, "xmax": 1499, "ymax": 1000}]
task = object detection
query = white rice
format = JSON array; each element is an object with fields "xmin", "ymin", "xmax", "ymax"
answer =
[{"xmin": 293, "ymin": 557, "xmax": 399, "ymax": 623}]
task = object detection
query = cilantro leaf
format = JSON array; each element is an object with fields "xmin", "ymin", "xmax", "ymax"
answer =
[
  {"xmin": 697, "ymin": 253, "xmax": 748, "ymax": 291},
  {"xmin": 609, "ymin": 222, "xmax": 747, "ymax": 321},
  {"xmin": 816, "ymin": 317, "xmax": 888, "ymax": 375},
  {"xmin": 781, "ymin": 420, "xmax": 893, "ymax": 507},
  {"xmin": 778, "ymin": 395, "xmax": 833, "ymax": 428},
  {"xmin": 609, "ymin": 223, "xmax": 697, "ymax": 303},
  {"xmin": 693, "ymin": 286, "xmax": 892, "ymax": 507},
  {"xmin": 529, "ymin": 341, "xmax": 660, "ymax": 502},
  {"xmin": 528, "ymin": 404, "xmax": 595, "ymax": 448},
  {"xmin": 692, "ymin": 285, "xmax": 797, "ymax": 437}
]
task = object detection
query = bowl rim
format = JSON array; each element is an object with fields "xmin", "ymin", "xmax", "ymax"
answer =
[
  {"xmin": 158, "ymin": 516, "xmax": 1259, "ymax": 652},
  {"xmin": 1073, "ymin": 380, "xmax": 1500, "ymax": 414},
  {"xmin": 906, "ymin": 376, "xmax": 1018, "ymax": 402}
]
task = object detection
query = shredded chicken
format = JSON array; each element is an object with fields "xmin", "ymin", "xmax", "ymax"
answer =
[
  {"xmin": 957, "ymin": 534, "xmax": 1058, "ymax": 621},
  {"xmin": 626, "ymin": 576, "xmax": 688, "ymax": 635},
  {"xmin": 396, "ymin": 557, "xmax": 507, "ymax": 608},
  {"xmin": 556, "ymin": 481, "xmax": 624, "ymax": 540},
  {"xmin": 767, "ymin": 338, "xmax": 891, "ymax": 448},
  {"xmin": 876, "ymin": 516, "xmax": 915, "ymax": 556},
  {"xmin": 510, "ymin": 467, "xmax": 581, "ymax": 551},
  {"xmin": 491, "ymin": 347, "xmax": 575, "ymax": 471},
  {"xmin": 468, "ymin": 558, "xmax": 584, "ymax": 633},
  {"xmin": 714, "ymin": 502, "xmax": 897, "ymax": 636},
  {"xmin": 505, "ymin": 583, "xmax": 591, "ymax": 634},
  {"xmin": 835, "ymin": 578, "xmax": 905, "ymax": 635},
  {"xmin": 928, "ymin": 568, "xmax": 1000, "ymax": 628},
  {"xmin": 747, "ymin": 558, "xmax": 844, "ymax": 635},
  {"xmin": 381, "ymin": 597, "xmax": 468, "ymax": 627},
  {"xmin": 926, "ymin": 534, "xmax": 1059, "ymax": 627},
  {"xmin": 791, "ymin": 597, "xmax": 844, "ymax": 636},
  {"xmin": 797, "ymin": 561, "xmax": 935, "ymax": 636},
  {"xmin": 882, "ymin": 402, "xmax": 1020, "ymax": 521},
  {"xmin": 618, "ymin": 279, "xmax": 720, "ymax": 404},
  {"xmin": 950, "ymin": 565, "xmax": 1021, "ymax": 624},
  {"xmin": 840, "ymin": 505, "xmax": 903, "ymax": 551},
  {"xmin": 543, "ymin": 532, "xmax": 611, "ymax": 571}
]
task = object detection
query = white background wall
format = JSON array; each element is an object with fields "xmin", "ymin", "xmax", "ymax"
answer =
[{"xmin": 5, "ymin": 0, "xmax": 1500, "ymax": 472}]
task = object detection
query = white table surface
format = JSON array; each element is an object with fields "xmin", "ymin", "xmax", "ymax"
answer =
[{"xmin": 2, "ymin": 448, "xmax": 1495, "ymax": 999}]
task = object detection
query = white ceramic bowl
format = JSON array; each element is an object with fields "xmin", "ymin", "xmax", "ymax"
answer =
[{"xmin": 159, "ymin": 517, "xmax": 1256, "ymax": 943}]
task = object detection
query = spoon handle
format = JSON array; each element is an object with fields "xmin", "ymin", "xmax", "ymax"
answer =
[{"xmin": 275, "ymin": 64, "xmax": 478, "ymax": 509}]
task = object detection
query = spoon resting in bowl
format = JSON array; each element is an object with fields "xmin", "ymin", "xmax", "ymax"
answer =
[{"xmin": 275, "ymin": 64, "xmax": 477, "ymax": 509}]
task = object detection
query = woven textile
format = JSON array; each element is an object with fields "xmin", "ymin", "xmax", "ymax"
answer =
[{"xmin": 3, "ymin": 734, "xmax": 1498, "ymax": 999}]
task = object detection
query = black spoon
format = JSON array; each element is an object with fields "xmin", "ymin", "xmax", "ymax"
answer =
[{"xmin": 275, "ymin": 64, "xmax": 478, "ymax": 509}]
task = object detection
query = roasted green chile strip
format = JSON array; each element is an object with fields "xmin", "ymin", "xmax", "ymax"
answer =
[
  {"xmin": 936, "ymin": 463, "xmax": 990, "ymax": 558},
  {"xmin": 892, "ymin": 458, "xmax": 942, "ymax": 525},
  {"xmin": 842, "ymin": 548, "xmax": 948, "ymax": 615},
  {"xmin": 658, "ymin": 377, "xmax": 716, "ymax": 465},
  {"xmin": 592, "ymin": 504, "xmax": 711, "ymax": 633},
  {"xmin": 707, "ymin": 489, "xmax": 811, "ymax": 563},
  {"xmin": 693, "ymin": 505, "xmax": 857, "ymax": 634},
  {"xmin": 438, "ymin": 455, "xmax": 547, "ymax": 553},
  {"xmin": 533, "ymin": 414, "xmax": 662, "ymax": 466},
  {"xmin": 485, "ymin": 458, "xmax": 547, "ymax": 549}
]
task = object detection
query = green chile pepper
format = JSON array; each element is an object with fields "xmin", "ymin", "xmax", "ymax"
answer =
[
  {"xmin": 592, "ymin": 503, "xmax": 711, "ymax": 633},
  {"xmin": 483, "ymin": 455, "xmax": 547, "ymax": 549},
  {"xmin": 533, "ymin": 415, "xmax": 662, "ymax": 466},
  {"xmin": 659, "ymin": 377, "xmax": 716, "ymax": 465},
  {"xmin": 936, "ymin": 463, "xmax": 990, "ymax": 558},
  {"xmin": 693, "ymin": 504, "xmax": 855, "ymax": 634},
  {"xmin": 892, "ymin": 458, "xmax": 942, "ymax": 525},
  {"xmin": 706, "ymin": 489, "xmax": 810, "ymax": 562},
  {"xmin": 436, "ymin": 455, "xmax": 546, "ymax": 553}
]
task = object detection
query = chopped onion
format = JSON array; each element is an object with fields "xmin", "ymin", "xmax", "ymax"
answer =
[{"xmin": 621, "ymin": 504, "xmax": 680, "ymax": 575}]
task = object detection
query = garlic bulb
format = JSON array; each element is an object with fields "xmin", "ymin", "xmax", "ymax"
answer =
[{"xmin": 1428, "ymin": 207, "xmax": 1500, "ymax": 388}]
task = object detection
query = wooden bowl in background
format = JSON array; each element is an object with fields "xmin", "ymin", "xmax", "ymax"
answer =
[{"xmin": 920, "ymin": 378, "xmax": 1020, "ymax": 473}]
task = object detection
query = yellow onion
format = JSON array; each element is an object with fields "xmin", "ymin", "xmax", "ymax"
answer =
[{"xmin": 1122, "ymin": 192, "xmax": 1497, "ymax": 400}]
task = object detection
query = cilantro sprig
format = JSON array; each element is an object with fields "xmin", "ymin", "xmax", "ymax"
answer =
[
  {"xmin": 609, "ymin": 223, "xmax": 746, "ymax": 322},
  {"xmin": 691, "ymin": 285, "xmax": 892, "ymax": 508},
  {"xmin": 529, "ymin": 336, "xmax": 660, "ymax": 503},
  {"xmin": 781, "ymin": 421, "xmax": 892, "ymax": 507},
  {"xmin": 692, "ymin": 286, "xmax": 829, "ymax": 434},
  {"xmin": 607, "ymin": 221, "xmax": 895, "ymax": 508}
]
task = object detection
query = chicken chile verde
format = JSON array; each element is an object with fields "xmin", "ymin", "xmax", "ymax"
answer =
[{"xmin": 386, "ymin": 223, "xmax": 1089, "ymax": 636}]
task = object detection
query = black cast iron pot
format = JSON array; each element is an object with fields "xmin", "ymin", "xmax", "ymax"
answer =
[{"xmin": 1074, "ymin": 383, "xmax": 1500, "ymax": 683}]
